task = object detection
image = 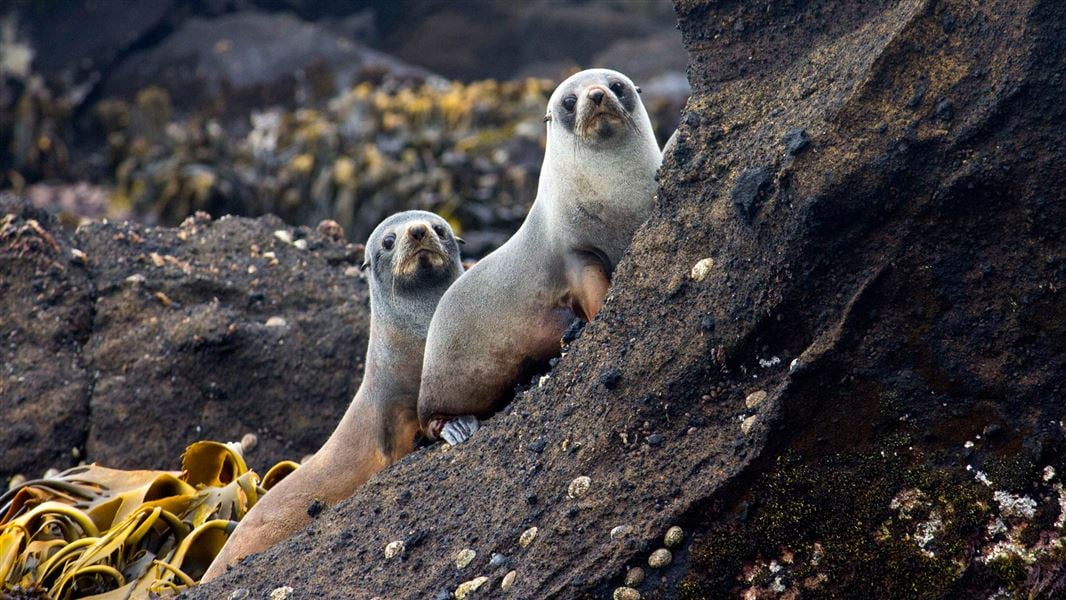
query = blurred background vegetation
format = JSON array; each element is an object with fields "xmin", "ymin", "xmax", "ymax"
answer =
[{"xmin": 0, "ymin": 0, "xmax": 686, "ymax": 254}]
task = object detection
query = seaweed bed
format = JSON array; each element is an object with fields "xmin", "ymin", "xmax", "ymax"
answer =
[{"xmin": 2, "ymin": 0, "xmax": 1064, "ymax": 598}]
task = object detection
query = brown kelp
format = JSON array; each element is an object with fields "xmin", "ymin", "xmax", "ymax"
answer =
[{"xmin": 0, "ymin": 442, "xmax": 296, "ymax": 598}]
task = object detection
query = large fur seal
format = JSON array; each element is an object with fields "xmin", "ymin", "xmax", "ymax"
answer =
[
  {"xmin": 202, "ymin": 211, "xmax": 463, "ymax": 581},
  {"xmin": 418, "ymin": 68, "xmax": 662, "ymax": 445}
]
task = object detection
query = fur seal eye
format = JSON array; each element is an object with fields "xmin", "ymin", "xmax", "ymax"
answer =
[
  {"xmin": 562, "ymin": 95, "xmax": 577, "ymax": 112},
  {"xmin": 382, "ymin": 234, "xmax": 395, "ymax": 250},
  {"xmin": 432, "ymin": 224, "xmax": 446, "ymax": 237},
  {"xmin": 609, "ymin": 82, "xmax": 625, "ymax": 97}
]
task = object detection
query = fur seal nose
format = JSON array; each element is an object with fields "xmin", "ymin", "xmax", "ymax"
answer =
[
  {"xmin": 408, "ymin": 224, "xmax": 427, "ymax": 240},
  {"xmin": 588, "ymin": 88, "xmax": 605, "ymax": 105}
]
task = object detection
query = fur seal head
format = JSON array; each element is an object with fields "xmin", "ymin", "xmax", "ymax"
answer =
[
  {"xmin": 545, "ymin": 68, "xmax": 652, "ymax": 147},
  {"xmin": 364, "ymin": 211, "xmax": 463, "ymax": 301}
]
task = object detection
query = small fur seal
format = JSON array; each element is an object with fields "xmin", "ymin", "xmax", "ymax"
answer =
[
  {"xmin": 202, "ymin": 211, "xmax": 463, "ymax": 581},
  {"xmin": 418, "ymin": 68, "xmax": 662, "ymax": 444}
]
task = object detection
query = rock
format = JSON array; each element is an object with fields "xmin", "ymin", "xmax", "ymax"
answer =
[
  {"xmin": 454, "ymin": 576, "xmax": 489, "ymax": 599},
  {"xmin": 613, "ymin": 587, "xmax": 641, "ymax": 600},
  {"xmin": 599, "ymin": 368, "xmax": 622, "ymax": 390},
  {"xmin": 489, "ymin": 553, "xmax": 509, "ymax": 568},
  {"xmin": 265, "ymin": 316, "xmax": 287, "ymax": 328},
  {"xmin": 567, "ymin": 476, "xmax": 592, "ymax": 499},
  {"xmin": 501, "ymin": 570, "xmax": 517, "ymax": 591},
  {"xmin": 228, "ymin": 589, "xmax": 250, "ymax": 600},
  {"xmin": 625, "ymin": 567, "xmax": 646, "ymax": 587},
  {"xmin": 307, "ymin": 500, "xmax": 324, "ymax": 519},
  {"xmin": 610, "ymin": 525, "xmax": 633, "ymax": 540},
  {"xmin": 664, "ymin": 526, "xmax": 684, "ymax": 548},
  {"xmin": 783, "ymin": 127, "xmax": 810, "ymax": 155},
  {"xmin": 454, "ymin": 548, "xmax": 476, "ymax": 569},
  {"xmin": 268, "ymin": 587, "xmax": 293, "ymax": 600},
  {"xmin": 730, "ymin": 166, "xmax": 772, "ymax": 223},
  {"xmin": 648, "ymin": 548, "xmax": 672, "ymax": 569},
  {"xmin": 519, "ymin": 527, "xmax": 538, "ymax": 548},
  {"xmin": 528, "ymin": 438, "xmax": 547, "ymax": 453},
  {"xmin": 384, "ymin": 540, "xmax": 404, "ymax": 560},
  {"xmin": 647, "ymin": 433, "xmax": 663, "ymax": 446},
  {"xmin": 690, "ymin": 257, "xmax": 715, "ymax": 282},
  {"xmin": 7, "ymin": 474, "xmax": 26, "ymax": 490}
]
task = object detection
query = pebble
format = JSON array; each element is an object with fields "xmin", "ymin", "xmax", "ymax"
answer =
[
  {"xmin": 344, "ymin": 266, "xmax": 361, "ymax": 277},
  {"xmin": 240, "ymin": 432, "xmax": 258, "ymax": 453},
  {"xmin": 455, "ymin": 548, "xmax": 476, "ymax": 569},
  {"xmin": 519, "ymin": 527, "xmax": 538, "ymax": 548},
  {"xmin": 384, "ymin": 540, "xmax": 404, "ymax": 560},
  {"xmin": 265, "ymin": 316, "xmax": 287, "ymax": 327},
  {"xmin": 782, "ymin": 127, "xmax": 810, "ymax": 155},
  {"xmin": 501, "ymin": 570, "xmax": 517, "ymax": 591},
  {"xmin": 269, "ymin": 586, "xmax": 293, "ymax": 600},
  {"xmin": 741, "ymin": 415, "xmax": 758, "ymax": 434},
  {"xmin": 567, "ymin": 476, "xmax": 591, "ymax": 499},
  {"xmin": 125, "ymin": 274, "xmax": 146, "ymax": 285},
  {"xmin": 273, "ymin": 229, "xmax": 294, "ymax": 244},
  {"xmin": 228, "ymin": 589, "xmax": 250, "ymax": 600},
  {"xmin": 70, "ymin": 248, "xmax": 88, "ymax": 264},
  {"xmin": 42, "ymin": 468, "xmax": 59, "ymax": 479},
  {"xmin": 489, "ymin": 552, "xmax": 509, "ymax": 568},
  {"xmin": 455, "ymin": 576, "xmax": 489, "ymax": 599},
  {"xmin": 7, "ymin": 474, "xmax": 26, "ymax": 490},
  {"xmin": 744, "ymin": 390, "xmax": 767, "ymax": 409},
  {"xmin": 71, "ymin": 447, "xmax": 80, "ymax": 459},
  {"xmin": 293, "ymin": 239, "xmax": 308, "ymax": 250},
  {"xmin": 610, "ymin": 525, "xmax": 633, "ymax": 540},
  {"xmin": 614, "ymin": 587, "xmax": 641, "ymax": 600},
  {"xmin": 690, "ymin": 257, "xmax": 715, "ymax": 282},
  {"xmin": 788, "ymin": 358, "xmax": 803, "ymax": 374},
  {"xmin": 625, "ymin": 567, "xmax": 645, "ymax": 586},
  {"xmin": 664, "ymin": 526, "xmax": 684, "ymax": 548},
  {"xmin": 647, "ymin": 433, "xmax": 663, "ymax": 446},
  {"xmin": 648, "ymin": 548, "xmax": 672, "ymax": 569}
]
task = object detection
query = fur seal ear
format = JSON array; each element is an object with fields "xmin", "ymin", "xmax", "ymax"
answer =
[
  {"xmin": 543, "ymin": 114, "xmax": 552, "ymax": 122},
  {"xmin": 455, "ymin": 237, "xmax": 466, "ymax": 245},
  {"xmin": 636, "ymin": 86, "xmax": 642, "ymax": 94},
  {"xmin": 360, "ymin": 260, "xmax": 370, "ymax": 271}
]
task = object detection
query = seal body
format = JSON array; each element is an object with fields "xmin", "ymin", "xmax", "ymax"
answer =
[
  {"xmin": 418, "ymin": 69, "xmax": 662, "ymax": 442},
  {"xmin": 203, "ymin": 211, "xmax": 462, "ymax": 581}
]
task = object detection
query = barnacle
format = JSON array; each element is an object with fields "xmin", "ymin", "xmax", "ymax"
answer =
[{"xmin": 0, "ymin": 441, "xmax": 295, "ymax": 598}]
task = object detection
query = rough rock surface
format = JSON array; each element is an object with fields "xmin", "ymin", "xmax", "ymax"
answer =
[
  {"xmin": 182, "ymin": 0, "xmax": 1065, "ymax": 599},
  {"xmin": 1, "ymin": 193, "xmax": 370, "ymax": 479}
]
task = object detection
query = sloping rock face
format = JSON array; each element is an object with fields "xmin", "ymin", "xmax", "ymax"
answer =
[
  {"xmin": 0, "ymin": 194, "xmax": 370, "ymax": 480},
  {"xmin": 185, "ymin": 0, "xmax": 1065, "ymax": 598}
]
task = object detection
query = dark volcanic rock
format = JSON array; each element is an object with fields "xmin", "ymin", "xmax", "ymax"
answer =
[
  {"xmin": 0, "ymin": 196, "xmax": 93, "ymax": 481},
  {"xmin": 0, "ymin": 195, "xmax": 370, "ymax": 477},
  {"xmin": 185, "ymin": 1, "xmax": 1065, "ymax": 599}
]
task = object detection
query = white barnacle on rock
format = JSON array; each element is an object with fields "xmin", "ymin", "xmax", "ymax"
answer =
[
  {"xmin": 913, "ymin": 509, "xmax": 943, "ymax": 558},
  {"xmin": 455, "ymin": 576, "xmax": 488, "ymax": 599},
  {"xmin": 1042, "ymin": 465, "xmax": 1056, "ymax": 481},
  {"xmin": 757, "ymin": 356, "xmax": 781, "ymax": 368},
  {"xmin": 454, "ymin": 548, "xmax": 476, "ymax": 569},
  {"xmin": 690, "ymin": 257, "xmax": 714, "ymax": 282},
  {"xmin": 384, "ymin": 540, "xmax": 404, "ymax": 560},
  {"xmin": 567, "ymin": 476, "xmax": 591, "ymax": 499},
  {"xmin": 519, "ymin": 526, "xmax": 538, "ymax": 548},
  {"xmin": 993, "ymin": 490, "xmax": 1037, "ymax": 519}
]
